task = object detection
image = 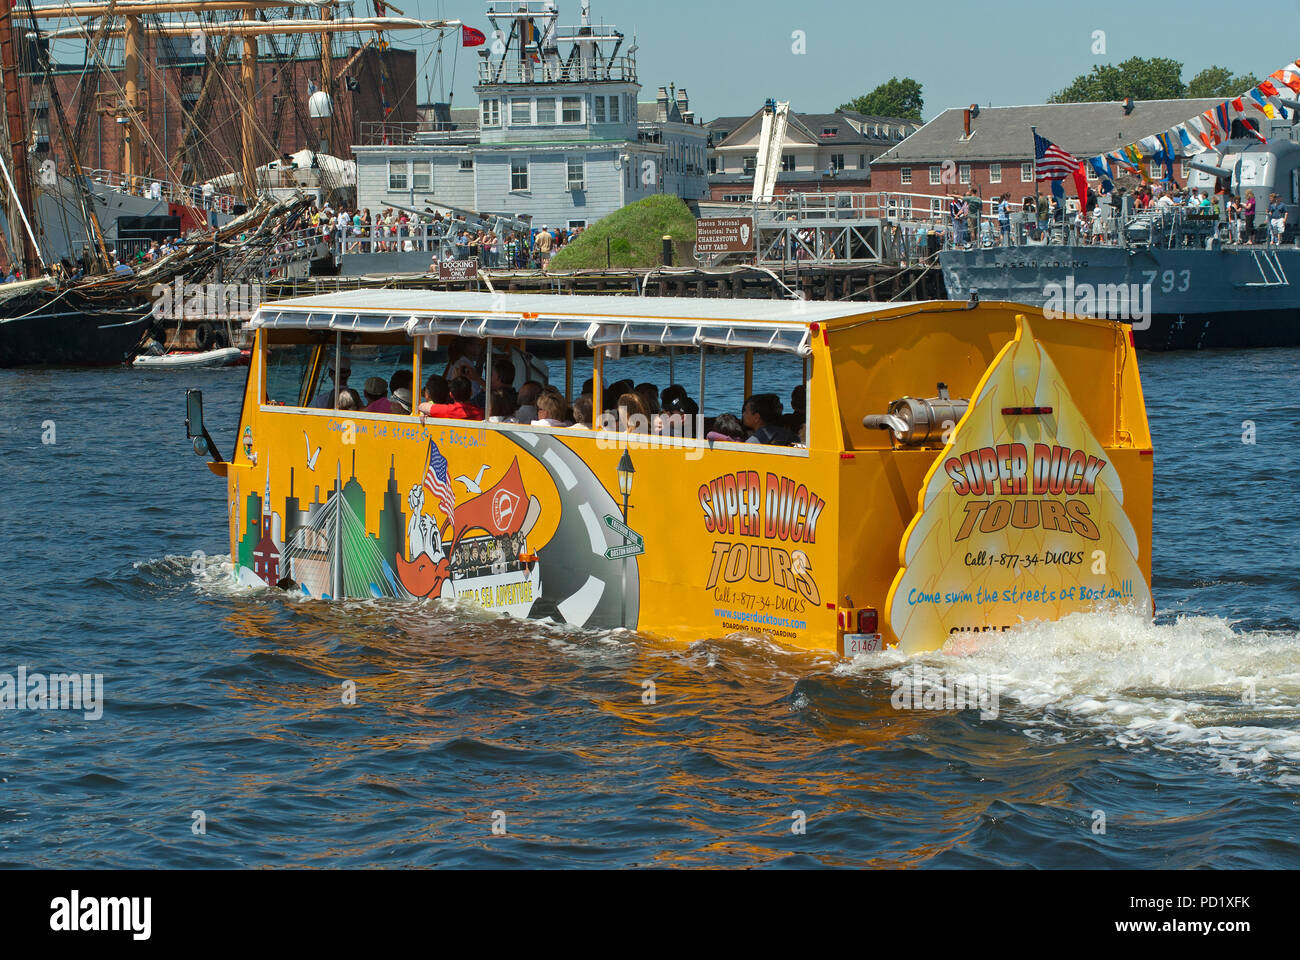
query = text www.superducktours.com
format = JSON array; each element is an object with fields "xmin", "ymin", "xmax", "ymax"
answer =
[
  {"xmin": 714, "ymin": 609, "xmax": 806, "ymax": 640},
  {"xmin": 0, "ymin": 666, "xmax": 103, "ymax": 720}
]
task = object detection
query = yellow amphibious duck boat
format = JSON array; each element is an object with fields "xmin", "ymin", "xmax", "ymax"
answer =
[{"xmin": 186, "ymin": 292, "xmax": 1154, "ymax": 656}]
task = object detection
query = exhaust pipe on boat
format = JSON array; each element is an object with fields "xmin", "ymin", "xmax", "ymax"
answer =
[{"xmin": 862, "ymin": 382, "xmax": 969, "ymax": 446}]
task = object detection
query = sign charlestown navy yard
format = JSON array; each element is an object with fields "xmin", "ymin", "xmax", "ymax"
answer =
[{"xmin": 695, "ymin": 217, "xmax": 755, "ymax": 255}]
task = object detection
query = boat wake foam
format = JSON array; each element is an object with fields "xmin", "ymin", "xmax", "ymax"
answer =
[{"xmin": 839, "ymin": 610, "xmax": 1300, "ymax": 786}]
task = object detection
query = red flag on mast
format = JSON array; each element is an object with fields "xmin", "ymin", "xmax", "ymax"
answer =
[
  {"xmin": 1071, "ymin": 161, "xmax": 1089, "ymax": 212},
  {"xmin": 461, "ymin": 25, "xmax": 486, "ymax": 47}
]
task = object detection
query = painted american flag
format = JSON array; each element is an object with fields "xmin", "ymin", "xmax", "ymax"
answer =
[
  {"xmin": 423, "ymin": 442, "xmax": 456, "ymax": 522},
  {"xmin": 1034, "ymin": 133, "xmax": 1078, "ymax": 181}
]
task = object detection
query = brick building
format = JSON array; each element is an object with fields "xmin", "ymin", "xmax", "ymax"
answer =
[
  {"xmin": 24, "ymin": 40, "xmax": 417, "ymax": 185},
  {"xmin": 705, "ymin": 106, "xmax": 919, "ymax": 201},
  {"xmin": 870, "ymin": 98, "xmax": 1255, "ymax": 204}
]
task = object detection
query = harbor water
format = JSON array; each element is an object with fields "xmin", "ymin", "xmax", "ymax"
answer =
[{"xmin": 1, "ymin": 349, "xmax": 1299, "ymax": 868}]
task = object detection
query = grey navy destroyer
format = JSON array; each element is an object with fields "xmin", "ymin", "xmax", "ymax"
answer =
[{"xmin": 941, "ymin": 113, "xmax": 1300, "ymax": 351}]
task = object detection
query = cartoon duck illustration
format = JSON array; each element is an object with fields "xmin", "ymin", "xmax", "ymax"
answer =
[{"xmin": 394, "ymin": 485, "xmax": 454, "ymax": 599}]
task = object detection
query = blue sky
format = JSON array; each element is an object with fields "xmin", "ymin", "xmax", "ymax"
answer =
[{"xmin": 404, "ymin": 0, "xmax": 1300, "ymax": 121}]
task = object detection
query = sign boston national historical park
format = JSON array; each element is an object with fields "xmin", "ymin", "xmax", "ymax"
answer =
[{"xmin": 695, "ymin": 217, "xmax": 754, "ymax": 255}]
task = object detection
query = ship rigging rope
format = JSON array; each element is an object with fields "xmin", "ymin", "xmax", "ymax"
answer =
[
  {"xmin": 39, "ymin": 2, "xmax": 201, "ymax": 207},
  {"xmin": 0, "ymin": 284, "xmax": 74, "ymax": 322},
  {"xmin": 29, "ymin": 4, "xmax": 450, "ymax": 209},
  {"xmin": 168, "ymin": 11, "xmax": 302, "ymax": 183},
  {"xmin": 382, "ymin": 28, "xmax": 449, "ymax": 129},
  {"xmin": 18, "ymin": 0, "xmax": 116, "ymax": 268},
  {"xmin": 37, "ymin": 2, "xmax": 277, "ymax": 196},
  {"xmin": 158, "ymin": 9, "xmax": 308, "ymax": 188}
]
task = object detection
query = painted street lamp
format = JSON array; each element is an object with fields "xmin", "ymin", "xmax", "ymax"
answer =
[
  {"xmin": 616, "ymin": 449, "xmax": 635, "ymax": 522},
  {"xmin": 616, "ymin": 449, "xmax": 635, "ymax": 629}
]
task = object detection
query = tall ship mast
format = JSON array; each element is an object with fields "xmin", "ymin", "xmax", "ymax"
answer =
[{"xmin": 0, "ymin": 1, "xmax": 460, "ymax": 365}]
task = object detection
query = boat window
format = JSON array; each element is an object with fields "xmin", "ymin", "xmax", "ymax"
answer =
[
  {"xmin": 265, "ymin": 340, "xmax": 327, "ymax": 408},
  {"xmin": 416, "ymin": 336, "xmax": 574, "ymax": 423},
  {"xmin": 346, "ymin": 343, "xmax": 419, "ymax": 413},
  {"xmin": 263, "ymin": 332, "xmax": 416, "ymax": 412},
  {"xmin": 702, "ymin": 348, "xmax": 808, "ymax": 447},
  {"xmin": 594, "ymin": 344, "xmax": 808, "ymax": 447}
]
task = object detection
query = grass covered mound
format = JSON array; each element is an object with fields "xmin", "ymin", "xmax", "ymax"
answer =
[{"xmin": 549, "ymin": 195, "xmax": 697, "ymax": 270}]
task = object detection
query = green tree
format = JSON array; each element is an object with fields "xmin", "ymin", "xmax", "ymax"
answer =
[
  {"xmin": 1048, "ymin": 57, "xmax": 1186, "ymax": 103},
  {"xmin": 1187, "ymin": 65, "xmax": 1257, "ymax": 98},
  {"xmin": 837, "ymin": 77, "xmax": 924, "ymax": 121}
]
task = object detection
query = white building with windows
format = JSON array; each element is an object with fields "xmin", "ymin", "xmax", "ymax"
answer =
[
  {"xmin": 704, "ymin": 106, "xmax": 920, "ymax": 202},
  {"xmin": 353, "ymin": 0, "xmax": 707, "ymax": 231}
]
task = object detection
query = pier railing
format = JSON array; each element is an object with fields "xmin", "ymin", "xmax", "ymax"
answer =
[
  {"xmin": 744, "ymin": 191, "xmax": 954, "ymax": 266},
  {"xmin": 477, "ymin": 55, "xmax": 637, "ymax": 85},
  {"xmin": 278, "ymin": 219, "xmax": 538, "ymax": 272},
  {"xmin": 358, "ymin": 121, "xmax": 480, "ymax": 146},
  {"xmin": 936, "ymin": 202, "xmax": 1268, "ymax": 250},
  {"xmin": 748, "ymin": 190, "xmax": 1273, "ymax": 258},
  {"xmin": 81, "ymin": 167, "xmax": 241, "ymax": 214}
]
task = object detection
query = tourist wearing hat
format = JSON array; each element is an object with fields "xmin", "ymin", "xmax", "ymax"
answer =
[
  {"xmin": 387, "ymin": 369, "xmax": 414, "ymax": 414},
  {"xmin": 312, "ymin": 362, "xmax": 351, "ymax": 408},
  {"xmin": 362, "ymin": 376, "xmax": 389, "ymax": 413}
]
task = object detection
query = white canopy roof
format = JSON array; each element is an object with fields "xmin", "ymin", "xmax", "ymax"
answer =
[{"xmin": 250, "ymin": 290, "xmax": 943, "ymax": 356}]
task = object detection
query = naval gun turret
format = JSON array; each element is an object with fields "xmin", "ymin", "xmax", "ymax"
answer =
[{"xmin": 1186, "ymin": 132, "xmax": 1300, "ymax": 218}]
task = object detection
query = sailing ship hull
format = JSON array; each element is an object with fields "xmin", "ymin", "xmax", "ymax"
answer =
[
  {"xmin": 940, "ymin": 245, "xmax": 1300, "ymax": 350},
  {"xmin": 0, "ymin": 298, "xmax": 151, "ymax": 367}
]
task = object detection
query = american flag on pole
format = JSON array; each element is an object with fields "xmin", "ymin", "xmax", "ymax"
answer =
[
  {"xmin": 423, "ymin": 441, "xmax": 456, "ymax": 523},
  {"xmin": 1034, "ymin": 133, "xmax": 1078, "ymax": 181}
]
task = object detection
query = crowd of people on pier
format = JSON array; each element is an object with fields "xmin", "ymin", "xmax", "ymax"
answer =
[
  {"xmin": 944, "ymin": 180, "xmax": 1291, "ymax": 249},
  {"xmin": 295, "ymin": 200, "xmax": 584, "ymax": 270}
]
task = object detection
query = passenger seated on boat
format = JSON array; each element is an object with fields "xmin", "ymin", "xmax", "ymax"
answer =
[
  {"xmin": 514, "ymin": 380, "xmax": 542, "ymax": 422},
  {"xmin": 362, "ymin": 377, "xmax": 388, "ymax": 410},
  {"xmin": 337, "ymin": 388, "xmax": 362, "ymax": 411},
  {"xmin": 418, "ymin": 375, "xmax": 451, "ymax": 415},
  {"xmin": 655, "ymin": 385, "xmax": 695, "ymax": 436},
  {"xmin": 634, "ymin": 383, "xmax": 661, "ymax": 415},
  {"xmin": 569, "ymin": 394, "xmax": 593, "ymax": 429},
  {"xmin": 444, "ymin": 336, "xmax": 484, "ymax": 384},
  {"xmin": 533, "ymin": 390, "xmax": 573, "ymax": 428},
  {"xmin": 475, "ymin": 356, "xmax": 516, "ymax": 409},
  {"xmin": 601, "ymin": 379, "xmax": 634, "ymax": 414},
  {"xmin": 364, "ymin": 374, "xmax": 397, "ymax": 413},
  {"xmin": 488, "ymin": 387, "xmax": 517, "ymax": 423},
  {"xmin": 705, "ymin": 413, "xmax": 746, "ymax": 443},
  {"xmin": 660, "ymin": 384, "xmax": 699, "ymax": 417},
  {"xmin": 389, "ymin": 370, "xmax": 414, "ymax": 414},
  {"xmin": 742, "ymin": 394, "xmax": 796, "ymax": 446},
  {"xmin": 615, "ymin": 392, "xmax": 652, "ymax": 434},
  {"xmin": 781, "ymin": 384, "xmax": 806, "ymax": 431},
  {"xmin": 312, "ymin": 364, "xmax": 351, "ymax": 408},
  {"xmin": 424, "ymin": 375, "xmax": 484, "ymax": 421}
]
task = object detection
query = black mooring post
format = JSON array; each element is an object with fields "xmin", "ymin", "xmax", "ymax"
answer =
[{"xmin": 662, "ymin": 235, "xmax": 672, "ymax": 267}]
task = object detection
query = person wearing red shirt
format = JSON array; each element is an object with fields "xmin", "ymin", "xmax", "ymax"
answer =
[{"xmin": 422, "ymin": 375, "xmax": 483, "ymax": 420}]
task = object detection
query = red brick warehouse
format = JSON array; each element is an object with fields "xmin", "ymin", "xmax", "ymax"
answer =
[
  {"xmin": 23, "ymin": 39, "xmax": 418, "ymax": 184},
  {"xmin": 869, "ymin": 99, "xmax": 1260, "ymax": 203}
]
